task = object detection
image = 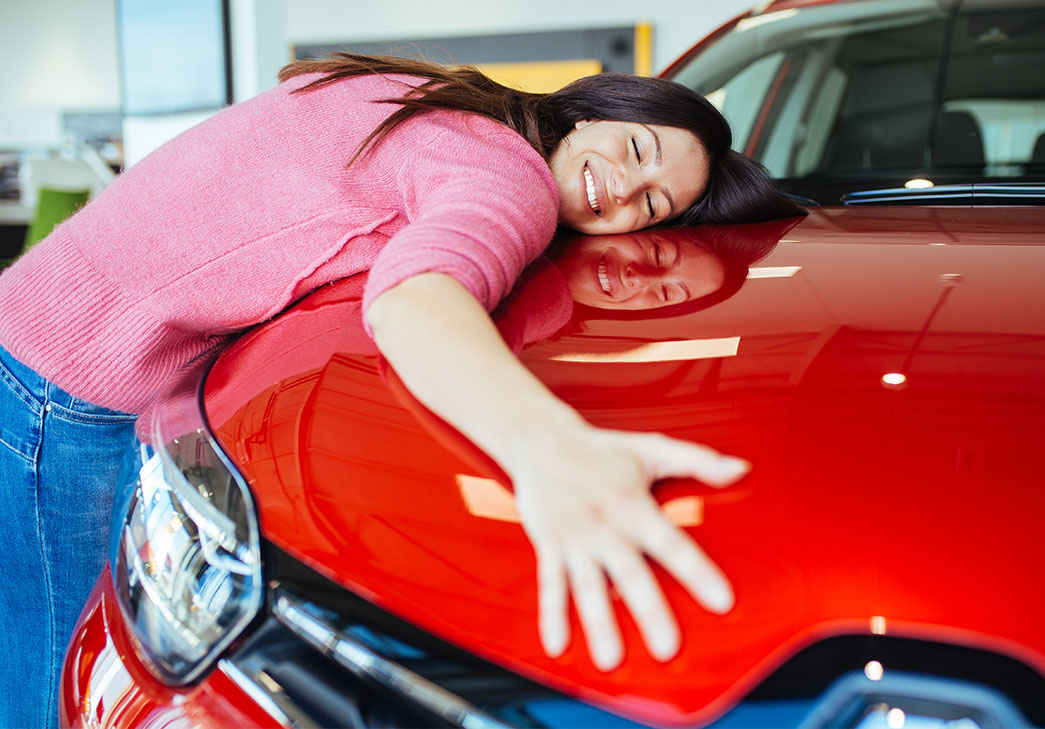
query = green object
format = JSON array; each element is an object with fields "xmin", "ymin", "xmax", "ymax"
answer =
[
  {"xmin": 25, "ymin": 187, "xmax": 90, "ymax": 248},
  {"xmin": 2, "ymin": 188, "xmax": 90, "ymax": 268}
]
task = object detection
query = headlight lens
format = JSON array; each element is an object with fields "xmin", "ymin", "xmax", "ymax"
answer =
[{"xmin": 112, "ymin": 387, "xmax": 262, "ymax": 685}]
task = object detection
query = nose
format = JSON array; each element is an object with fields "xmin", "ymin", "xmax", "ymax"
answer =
[
  {"xmin": 623, "ymin": 261, "xmax": 663, "ymax": 288},
  {"xmin": 610, "ymin": 170, "xmax": 642, "ymax": 205}
]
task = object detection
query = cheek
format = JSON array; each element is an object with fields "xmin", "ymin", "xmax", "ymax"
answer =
[{"xmin": 556, "ymin": 249, "xmax": 595, "ymax": 294}]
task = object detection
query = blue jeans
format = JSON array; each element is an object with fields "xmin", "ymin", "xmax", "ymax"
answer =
[{"xmin": 0, "ymin": 345, "xmax": 139, "ymax": 729}]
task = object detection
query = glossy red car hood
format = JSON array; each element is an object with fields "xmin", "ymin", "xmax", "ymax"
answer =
[{"xmin": 204, "ymin": 207, "xmax": 1045, "ymax": 726}]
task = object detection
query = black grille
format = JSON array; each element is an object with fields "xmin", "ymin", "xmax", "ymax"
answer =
[{"xmin": 222, "ymin": 542, "xmax": 1045, "ymax": 729}]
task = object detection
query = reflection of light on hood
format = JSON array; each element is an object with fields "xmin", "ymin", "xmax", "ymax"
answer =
[
  {"xmin": 870, "ymin": 615, "xmax": 887, "ymax": 635},
  {"xmin": 457, "ymin": 475, "xmax": 702, "ymax": 526},
  {"xmin": 457, "ymin": 476, "xmax": 518, "ymax": 522},
  {"xmin": 550, "ymin": 337, "xmax": 739, "ymax": 363},
  {"xmin": 881, "ymin": 372, "xmax": 907, "ymax": 389},
  {"xmin": 747, "ymin": 266, "xmax": 801, "ymax": 279},
  {"xmin": 905, "ymin": 178, "xmax": 934, "ymax": 189}
]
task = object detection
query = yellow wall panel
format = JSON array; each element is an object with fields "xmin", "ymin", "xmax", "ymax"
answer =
[{"xmin": 471, "ymin": 59, "xmax": 604, "ymax": 93}]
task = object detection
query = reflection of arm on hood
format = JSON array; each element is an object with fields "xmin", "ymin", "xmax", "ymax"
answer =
[
  {"xmin": 491, "ymin": 256, "xmax": 574, "ymax": 352},
  {"xmin": 198, "ymin": 276, "xmax": 380, "ymax": 434}
]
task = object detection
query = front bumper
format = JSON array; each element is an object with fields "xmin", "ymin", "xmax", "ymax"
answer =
[
  {"xmin": 64, "ymin": 550, "xmax": 1045, "ymax": 729},
  {"xmin": 60, "ymin": 565, "xmax": 278, "ymax": 729}
]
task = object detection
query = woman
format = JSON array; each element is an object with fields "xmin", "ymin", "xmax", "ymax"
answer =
[{"xmin": 0, "ymin": 53, "xmax": 802, "ymax": 728}]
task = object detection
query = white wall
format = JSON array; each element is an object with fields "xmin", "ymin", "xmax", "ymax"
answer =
[
  {"xmin": 285, "ymin": 0, "xmax": 757, "ymax": 73},
  {"xmin": 0, "ymin": 0, "xmax": 757, "ymax": 150},
  {"xmin": 0, "ymin": 0, "xmax": 120, "ymax": 148}
]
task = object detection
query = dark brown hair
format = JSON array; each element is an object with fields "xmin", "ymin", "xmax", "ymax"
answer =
[{"xmin": 279, "ymin": 53, "xmax": 805, "ymax": 226}]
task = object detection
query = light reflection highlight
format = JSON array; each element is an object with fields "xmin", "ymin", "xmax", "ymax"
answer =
[
  {"xmin": 747, "ymin": 266, "xmax": 802, "ymax": 279},
  {"xmin": 735, "ymin": 8, "xmax": 799, "ymax": 32},
  {"xmin": 881, "ymin": 373, "xmax": 907, "ymax": 389},
  {"xmin": 457, "ymin": 476, "xmax": 702, "ymax": 526},
  {"xmin": 904, "ymin": 178, "xmax": 934, "ymax": 189},
  {"xmin": 870, "ymin": 615, "xmax": 887, "ymax": 635},
  {"xmin": 864, "ymin": 660, "xmax": 884, "ymax": 681},
  {"xmin": 551, "ymin": 337, "xmax": 740, "ymax": 363}
]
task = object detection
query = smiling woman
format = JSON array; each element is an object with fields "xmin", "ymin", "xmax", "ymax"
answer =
[
  {"xmin": 0, "ymin": 52, "xmax": 804, "ymax": 729},
  {"xmin": 549, "ymin": 121, "xmax": 710, "ymax": 233}
]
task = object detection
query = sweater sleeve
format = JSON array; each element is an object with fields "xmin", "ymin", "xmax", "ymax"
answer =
[{"xmin": 361, "ymin": 112, "xmax": 559, "ymax": 324}]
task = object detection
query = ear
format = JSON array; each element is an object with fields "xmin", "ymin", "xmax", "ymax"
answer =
[{"xmin": 574, "ymin": 119, "xmax": 593, "ymax": 130}]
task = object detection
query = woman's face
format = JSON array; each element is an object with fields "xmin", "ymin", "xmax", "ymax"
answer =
[
  {"xmin": 555, "ymin": 232, "xmax": 726, "ymax": 310},
  {"xmin": 549, "ymin": 120, "xmax": 709, "ymax": 234}
]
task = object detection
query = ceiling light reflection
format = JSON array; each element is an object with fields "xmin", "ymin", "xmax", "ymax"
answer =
[
  {"xmin": 457, "ymin": 475, "xmax": 517, "ymax": 522},
  {"xmin": 864, "ymin": 660, "xmax": 884, "ymax": 681},
  {"xmin": 881, "ymin": 372, "xmax": 907, "ymax": 389},
  {"xmin": 747, "ymin": 266, "xmax": 802, "ymax": 279},
  {"xmin": 551, "ymin": 337, "xmax": 740, "ymax": 363},
  {"xmin": 887, "ymin": 707, "xmax": 906, "ymax": 728},
  {"xmin": 457, "ymin": 476, "xmax": 702, "ymax": 526},
  {"xmin": 905, "ymin": 178, "xmax": 934, "ymax": 189},
  {"xmin": 870, "ymin": 615, "xmax": 887, "ymax": 635}
]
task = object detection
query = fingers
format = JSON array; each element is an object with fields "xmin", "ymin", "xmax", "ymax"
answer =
[
  {"xmin": 629, "ymin": 500, "xmax": 735, "ymax": 615},
  {"xmin": 600, "ymin": 544, "xmax": 680, "ymax": 662},
  {"xmin": 635, "ymin": 433, "xmax": 750, "ymax": 487},
  {"xmin": 535, "ymin": 545, "xmax": 569, "ymax": 658},
  {"xmin": 538, "ymin": 538, "xmax": 677, "ymax": 670},
  {"xmin": 567, "ymin": 554, "xmax": 623, "ymax": 671},
  {"xmin": 520, "ymin": 430, "xmax": 744, "ymax": 671}
]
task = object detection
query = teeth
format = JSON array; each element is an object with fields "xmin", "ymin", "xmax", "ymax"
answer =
[
  {"xmin": 584, "ymin": 166, "xmax": 600, "ymax": 214},
  {"xmin": 598, "ymin": 259, "xmax": 611, "ymax": 294}
]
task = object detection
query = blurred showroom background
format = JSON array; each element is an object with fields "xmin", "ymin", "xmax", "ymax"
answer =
[
  {"xmin": 0, "ymin": 0, "xmax": 755, "ymax": 255},
  {"xmin": 0, "ymin": 0, "xmax": 757, "ymax": 162}
]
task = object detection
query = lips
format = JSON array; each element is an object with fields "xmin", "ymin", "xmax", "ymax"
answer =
[
  {"xmin": 583, "ymin": 163, "xmax": 601, "ymax": 216},
  {"xmin": 597, "ymin": 255, "xmax": 611, "ymax": 294},
  {"xmin": 596, "ymin": 253, "xmax": 619, "ymax": 297}
]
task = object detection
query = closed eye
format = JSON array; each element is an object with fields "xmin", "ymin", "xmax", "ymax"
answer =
[
  {"xmin": 646, "ymin": 192, "xmax": 655, "ymax": 220},
  {"xmin": 631, "ymin": 137, "xmax": 642, "ymax": 163}
]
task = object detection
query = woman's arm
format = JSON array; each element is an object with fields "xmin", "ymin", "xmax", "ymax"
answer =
[{"xmin": 366, "ymin": 272, "xmax": 747, "ymax": 670}]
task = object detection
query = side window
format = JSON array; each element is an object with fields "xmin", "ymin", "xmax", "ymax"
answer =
[
  {"xmin": 940, "ymin": 7, "xmax": 1045, "ymax": 174},
  {"xmin": 792, "ymin": 66, "xmax": 847, "ymax": 177},
  {"xmin": 757, "ymin": 46, "xmax": 843, "ymax": 177},
  {"xmin": 703, "ymin": 52, "xmax": 786, "ymax": 157}
]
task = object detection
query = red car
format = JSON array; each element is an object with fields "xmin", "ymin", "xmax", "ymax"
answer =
[{"xmin": 63, "ymin": 0, "xmax": 1045, "ymax": 727}]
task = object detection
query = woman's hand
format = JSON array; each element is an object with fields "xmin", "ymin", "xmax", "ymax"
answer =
[
  {"xmin": 367, "ymin": 273, "xmax": 744, "ymax": 670},
  {"xmin": 509, "ymin": 424, "xmax": 746, "ymax": 671}
]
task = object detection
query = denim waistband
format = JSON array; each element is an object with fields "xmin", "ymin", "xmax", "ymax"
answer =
[{"xmin": 0, "ymin": 345, "xmax": 136, "ymax": 421}]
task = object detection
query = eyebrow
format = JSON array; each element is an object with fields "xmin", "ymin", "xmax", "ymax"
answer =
[
  {"xmin": 660, "ymin": 238, "xmax": 693, "ymax": 300},
  {"xmin": 671, "ymin": 242, "xmax": 692, "ymax": 300},
  {"xmin": 641, "ymin": 124, "xmax": 675, "ymax": 215}
]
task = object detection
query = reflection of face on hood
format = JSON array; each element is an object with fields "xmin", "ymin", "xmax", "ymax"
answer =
[
  {"xmin": 550, "ymin": 218, "xmax": 801, "ymax": 320},
  {"xmin": 491, "ymin": 218, "xmax": 803, "ymax": 351},
  {"xmin": 550, "ymin": 231, "xmax": 727, "ymax": 311}
]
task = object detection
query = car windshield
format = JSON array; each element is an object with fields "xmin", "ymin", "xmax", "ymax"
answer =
[{"xmin": 666, "ymin": 0, "xmax": 1045, "ymax": 204}]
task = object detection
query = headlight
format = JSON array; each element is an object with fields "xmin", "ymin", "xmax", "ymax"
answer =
[{"xmin": 112, "ymin": 364, "xmax": 262, "ymax": 685}]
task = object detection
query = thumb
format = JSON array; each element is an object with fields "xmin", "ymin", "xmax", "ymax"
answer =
[{"xmin": 635, "ymin": 433, "xmax": 751, "ymax": 487}]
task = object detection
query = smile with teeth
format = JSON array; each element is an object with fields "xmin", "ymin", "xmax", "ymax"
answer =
[
  {"xmin": 597, "ymin": 255, "xmax": 611, "ymax": 294},
  {"xmin": 584, "ymin": 165, "xmax": 601, "ymax": 215}
]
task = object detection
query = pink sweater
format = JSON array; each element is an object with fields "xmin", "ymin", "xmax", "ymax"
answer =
[{"xmin": 0, "ymin": 73, "xmax": 558, "ymax": 414}]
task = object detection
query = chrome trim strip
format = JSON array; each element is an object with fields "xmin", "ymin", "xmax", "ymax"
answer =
[
  {"xmin": 218, "ymin": 657, "xmax": 319, "ymax": 729},
  {"xmin": 273, "ymin": 591, "xmax": 514, "ymax": 729}
]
